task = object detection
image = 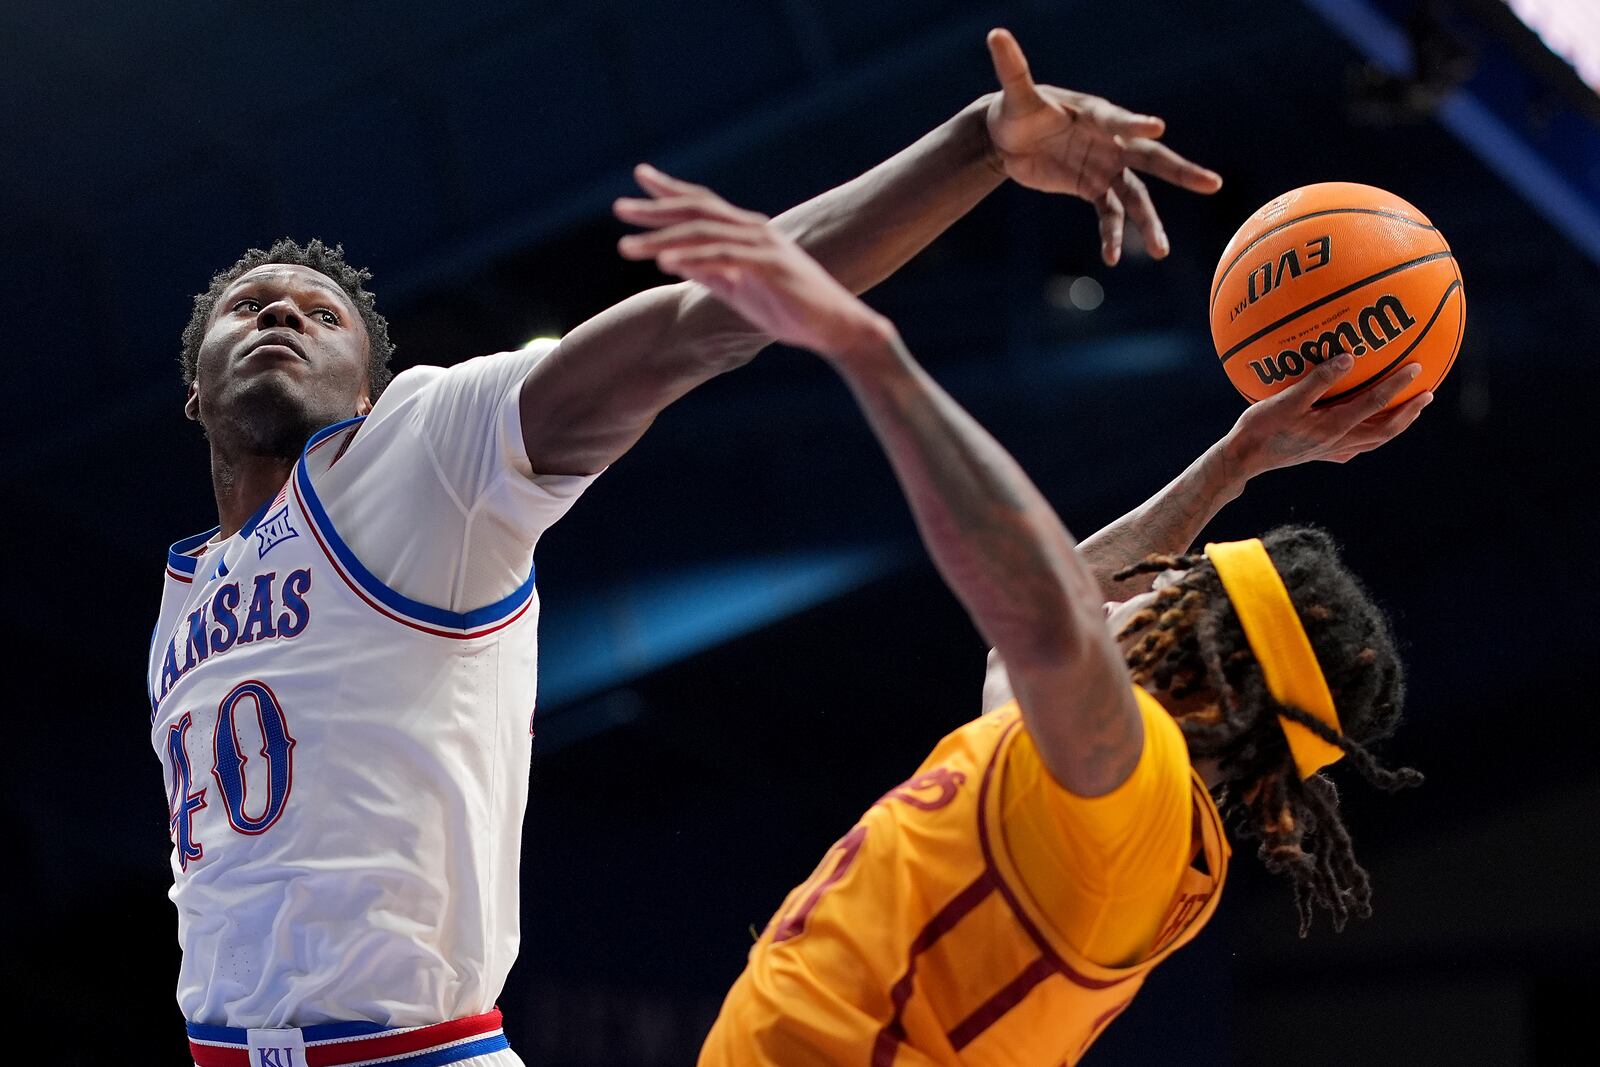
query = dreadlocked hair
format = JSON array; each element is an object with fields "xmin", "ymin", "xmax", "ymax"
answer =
[
  {"xmin": 179, "ymin": 238, "xmax": 395, "ymax": 398},
  {"xmin": 1110, "ymin": 525, "xmax": 1422, "ymax": 936}
]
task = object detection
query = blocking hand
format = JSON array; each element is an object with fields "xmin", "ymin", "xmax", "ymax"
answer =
[{"xmin": 985, "ymin": 28, "xmax": 1223, "ymax": 266}]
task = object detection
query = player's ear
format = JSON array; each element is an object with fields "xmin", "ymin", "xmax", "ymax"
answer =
[
  {"xmin": 184, "ymin": 379, "xmax": 200, "ymax": 422},
  {"xmin": 355, "ymin": 390, "xmax": 372, "ymax": 417}
]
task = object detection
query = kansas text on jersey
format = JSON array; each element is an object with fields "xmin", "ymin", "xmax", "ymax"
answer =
[{"xmin": 149, "ymin": 344, "xmax": 593, "ymax": 1034}]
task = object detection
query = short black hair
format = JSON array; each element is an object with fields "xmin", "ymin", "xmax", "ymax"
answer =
[
  {"xmin": 1114, "ymin": 525, "xmax": 1422, "ymax": 935},
  {"xmin": 180, "ymin": 238, "xmax": 395, "ymax": 397}
]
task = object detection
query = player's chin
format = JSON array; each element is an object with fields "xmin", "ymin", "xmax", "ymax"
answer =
[
  {"xmin": 218, "ymin": 375, "xmax": 345, "ymax": 455},
  {"xmin": 225, "ymin": 366, "xmax": 313, "ymax": 409}
]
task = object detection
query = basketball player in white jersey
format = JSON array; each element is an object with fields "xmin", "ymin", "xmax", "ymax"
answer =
[{"xmin": 154, "ymin": 31, "xmax": 1251, "ymax": 1067}]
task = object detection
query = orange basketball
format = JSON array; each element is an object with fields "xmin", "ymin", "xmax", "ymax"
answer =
[{"xmin": 1209, "ymin": 182, "xmax": 1464, "ymax": 409}]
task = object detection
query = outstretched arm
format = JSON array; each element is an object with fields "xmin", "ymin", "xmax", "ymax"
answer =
[
  {"xmin": 1079, "ymin": 361, "xmax": 1432, "ymax": 600},
  {"xmin": 519, "ymin": 29, "xmax": 1221, "ymax": 476},
  {"xmin": 517, "ymin": 103, "xmax": 1001, "ymax": 477},
  {"xmin": 634, "ymin": 173, "xmax": 1142, "ymax": 797}
]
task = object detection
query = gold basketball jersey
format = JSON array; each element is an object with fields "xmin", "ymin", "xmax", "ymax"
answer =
[{"xmin": 700, "ymin": 690, "xmax": 1229, "ymax": 1066}]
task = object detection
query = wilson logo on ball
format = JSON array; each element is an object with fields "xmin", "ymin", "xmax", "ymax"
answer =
[
  {"xmin": 1248, "ymin": 294, "xmax": 1416, "ymax": 386},
  {"xmin": 1229, "ymin": 236, "xmax": 1331, "ymax": 322},
  {"xmin": 1211, "ymin": 183, "xmax": 1464, "ymax": 410}
]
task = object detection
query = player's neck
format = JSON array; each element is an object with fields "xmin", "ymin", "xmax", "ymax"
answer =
[{"xmin": 210, "ymin": 445, "xmax": 295, "ymax": 539}]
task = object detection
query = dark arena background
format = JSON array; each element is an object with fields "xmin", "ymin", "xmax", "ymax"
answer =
[{"xmin": 7, "ymin": 1, "xmax": 1599, "ymax": 1063}]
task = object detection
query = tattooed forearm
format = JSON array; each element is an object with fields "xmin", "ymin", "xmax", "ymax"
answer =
[
  {"xmin": 836, "ymin": 334, "xmax": 1096, "ymax": 665},
  {"xmin": 828, "ymin": 330, "xmax": 1143, "ymax": 795},
  {"xmin": 1078, "ymin": 437, "xmax": 1252, "ymax": 601}
]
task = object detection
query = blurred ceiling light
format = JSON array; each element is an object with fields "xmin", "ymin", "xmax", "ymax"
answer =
[
  {"xmin": 1046, "ymin": 275, "xmax": 1105, "ymax": 311},
  {"xmin": 1069, "ymin": 276, "xmax": 1105, "ymax": 311}
]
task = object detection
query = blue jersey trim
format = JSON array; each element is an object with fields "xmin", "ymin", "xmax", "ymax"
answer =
[
  {"xmin": 398, "ymin": 1032, "xmax": 511, "ymax": 1064},
  {"xmin": 183, "ymin": 1021, "xmax": 232, "ymax": 1042},
  {"xmin": 185, "ymin": 1018, "xmax": 393, "ymax": 1043},
  {"xmin": 166, "ymin": 494, "xmax": 275, "ymax": 576},
  {"xmin": 295, "ymin": 417, "xmax": 536, "ymax": 631},
  {"xmin": 167, "ymin": 529, "xmax": 216, "ymax": 575}
]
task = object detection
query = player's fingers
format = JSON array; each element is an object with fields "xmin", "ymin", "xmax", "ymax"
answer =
[
  {"xmin": 673, "ymin": 263, "xmax": 745, "ymax": 296},
  {"xmin": 1329, "ymin": 363, "xmax": 1424, "ymax": 426},
  {"xmin": 614, "ymin": 195, "xmax": 766, "ymax": 229},
  {"xmin": 1361, "ymin": 388, "xmax": 1433, "ymax": 429},
  {"xmin": 1281, "ymin": 352, "xmax": 1357, "ymax": 411},
  {"xmin": 1071, "ymin": 136, "xmax": 1123, "ymax": 199},
  {"xmin": 632, "ymin": 163, "xmax": 722, "ymax": 203},
  {"xmin": 1372, "ymin": 368, "xmax": 1428, "ymax": 412},
  {"xmin": 1096, "ymin": 187, "xmax": 1125, "ymax": 267},
  {"xmin": 658, "ymin": 243, "xmax": 776, "ymax": 272},
  {"xmin": 1122, "ymin": 138, "xmax": 1223, "ymax": 194},
  {"xmin": 987, "ymin": 28, "xmax": 1047, "ymax": 106},
  {"xmin": 1114, "ymin": 168, "xmax": 1168, "ymax": 259},
  {"xmin": 655, "ymin": 247, "xmax": 766, "ymax": 296},
  {"xmin": 1033, "ymin": 85, "xmax": 1085, "ymax": 122},
  {"xmin": 1074, "ymin": 94, "xmax": 1166, "ymax": 139},
  {"xmin": 618, "ymin": 220, "xmax": 766, "ymax": 259},
  {"xmin": 1336, "ymin": 391, "xmax": 1433, "ymax": 451}
]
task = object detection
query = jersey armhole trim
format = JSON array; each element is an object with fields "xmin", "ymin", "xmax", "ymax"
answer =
[
  {"xmin": 167, "ymin": 528, "xmax": 216, "ymax": 580},
  {"xmin": 166, "ymin": 492, "xmax": 279, "ymax": 581},
  {"xmin": 978, "ymin": 719, "xmax": 1138, "ymax": 992},
  {"xmin": 291, "ymin": 417, "xmax": 536, "ymax": 639}
]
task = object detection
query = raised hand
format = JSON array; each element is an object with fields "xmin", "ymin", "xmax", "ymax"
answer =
[
  {"xmin": 615, "ymin": 165, "xmax": 888, "ymax": 357},
  {"xmin": 984, "ymin": 28, "xmax": 1223, "ymax": 266},
  {"xmin": 1225, "ymin": 355, "xmax": 1434, "ymax": 473}
]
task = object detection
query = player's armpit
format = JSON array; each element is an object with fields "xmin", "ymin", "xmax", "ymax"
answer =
[{"xmin": 982, "ymin": 648, "xmax": 1016, "ymax": 715}]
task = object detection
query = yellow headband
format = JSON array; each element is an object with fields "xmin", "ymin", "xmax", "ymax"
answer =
[{"xmin": 1204, "ymin": 539, "xmax": 1344, "ymax": 778}]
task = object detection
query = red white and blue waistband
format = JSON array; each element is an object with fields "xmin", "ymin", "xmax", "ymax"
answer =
[{"xmin": 187, "ymin": 1008, "xmax": 508, "ymax": 1066}]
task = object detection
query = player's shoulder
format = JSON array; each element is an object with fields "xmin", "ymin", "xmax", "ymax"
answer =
[
  {"xmin": 382, "ymin": 344, "xmax": 558, "ymax": 411},
  {"xmin": 931, "ymin": 703, "xmax": 1024, "ymax": 770},
  {"xmin": 380, "ymin": 364, "xmax": 448, "ymax": 408}
]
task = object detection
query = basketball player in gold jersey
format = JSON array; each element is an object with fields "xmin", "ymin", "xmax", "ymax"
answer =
[{"xmin": 622, "ymin": 35, "xmax": 1428, "ymax": 1066}]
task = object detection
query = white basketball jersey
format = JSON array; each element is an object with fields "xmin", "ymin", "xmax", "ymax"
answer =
[{"xmin": 149, "ymin": 349, "xmax": 579, "ymax": 1030}]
